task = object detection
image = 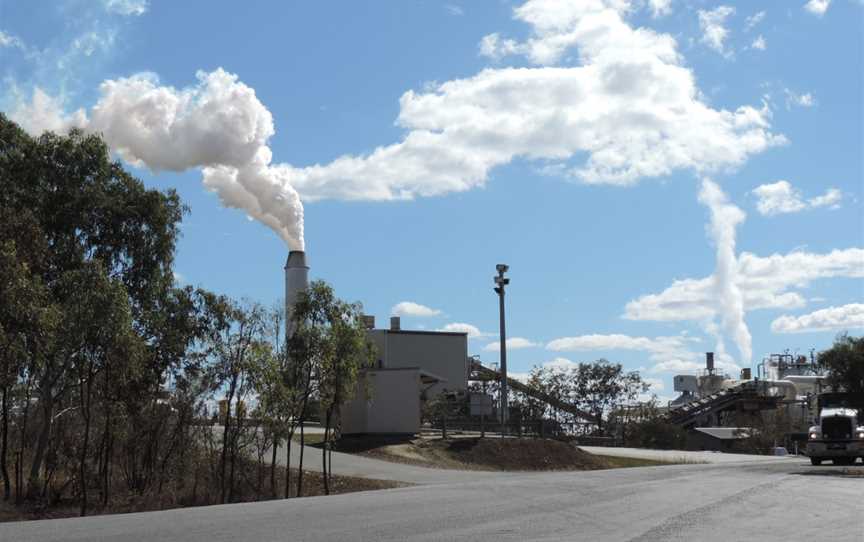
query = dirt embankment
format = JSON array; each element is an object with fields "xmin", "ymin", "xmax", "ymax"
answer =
[{"xmin": 333, "ymin": 436, "xmax": 636, "ymax": 471}]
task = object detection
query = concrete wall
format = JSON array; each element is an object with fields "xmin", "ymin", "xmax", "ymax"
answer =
[
  {"xmin": 341, "ymin": 369, "xmax": 421, "ymax": 435},
  {"xmin": 368, "ymin": 329, "xmax": 468, "ymax": 397}
]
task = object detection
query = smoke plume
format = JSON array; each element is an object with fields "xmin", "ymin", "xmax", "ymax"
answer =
[
  {"xmin": 12, "ymin": 69, "xmax": 304, "ymax": 249},
  {"xmin": 698, "ymin": 178, "xmax": 752, "ymax": 365}
]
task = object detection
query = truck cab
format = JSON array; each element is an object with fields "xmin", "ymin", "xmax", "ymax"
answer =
[{"xmin": 806, "ymin": 392, "xmax": 864, "ymax": 466}]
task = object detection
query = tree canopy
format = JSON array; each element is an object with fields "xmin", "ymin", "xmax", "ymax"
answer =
[{"xmin": 819, "ymin": 334, "xmax": 864, "ymax": 394}]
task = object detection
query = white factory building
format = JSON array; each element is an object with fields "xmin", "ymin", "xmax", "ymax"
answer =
[
  {"xmin": 284, "ymin": 250, "xmax": 470, "ymax": 435},
  {"xmin": 342, "ymin": 315, "xmax": 469, "ymax": 435}
]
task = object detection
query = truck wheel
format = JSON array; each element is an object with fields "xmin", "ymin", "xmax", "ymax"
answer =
[{"xmin": 810, "ymin": 457, "xmax": 822, "ymax": 466}]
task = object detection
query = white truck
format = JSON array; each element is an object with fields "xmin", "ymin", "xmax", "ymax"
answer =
[{"xmin": 806, "ymin": 392, "xmax": 864, "ymax": 466}]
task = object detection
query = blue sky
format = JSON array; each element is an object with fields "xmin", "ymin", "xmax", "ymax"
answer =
[{"xmin": 2, "ymin": 0, "xmax": 862, "ymax": 399}]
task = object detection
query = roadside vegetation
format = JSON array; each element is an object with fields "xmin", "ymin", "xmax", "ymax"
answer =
[{"xmin": 0, "ymin": 116, "xmax": 374, "ymax": 520}]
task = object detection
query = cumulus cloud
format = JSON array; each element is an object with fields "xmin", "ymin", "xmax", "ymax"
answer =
[
  {"xmin": 103, "ymin": 0, "xmax": 149, "ymax": 16},
  {"xmin": 8, "ymin": 88, "xmax": 88, "ymax": 135},
  {"xmin": 0, "ymin": 30, "xmax": 25, "ymax": 50},
  {"xmin": 647, "ymin": 0, "xmax": 673, "ymax": 18},
  {"xmin": 804, "ymin": 0, "xmax": 831, "ymax": 17},
  {"xmin": 9, "ymin": 70, "xmax": 305, "ymax": 250},
  {"xmin": 5, "ymin": 0, "xmax": 787, "ymax": 248},
  {"xmin": 751, "ymin": 35, "xmax": 767, "ymax": 51},
  {"xmin": 643, "ymin": 377, "xmax": 666, "ymax": 391},
  {"xmin": 784, "ymin": 89, "xmax": 816, "ymax": 109},
  {"xmin": 744, "ymin": 11, "xmax": 766, "ymax": 31},
  {"xmin": 391, "ymin": 301, "xmax": 442, "ymax": 318},
  {"xmin": 625, "ymin": 248, "xmax": 864, "ymax": 321},
  {"xmin": 752, "ymin": 180, "xmax": 843, "ymax": 215},
  {"xmin": 809, "ymin": 188, "xmax": 842, "ymax": 209},
  {"xmin": 546, "ymin": 332, "xmax": 702, "ymax": 367},
  {"xmin": 483, "ymin": 337, "xmax": 540, "ymax": 351},
  {"xmin": 438, "ymin": 322, "xmax": 488, "ymax": 338},
  {"xmin": 277, "ymin": 0, "xmax": 783, "ymax": 200},
  {"xmin": 698, "ymin": 6, "xmax": 735, "ymax": 56},
  {"xmin": 771, "ymin": 303, "xmax": 864, "ymax": 333},
  {"xmin": 753, "ymin": 181, "xmax": 806, "ymax": 215}
]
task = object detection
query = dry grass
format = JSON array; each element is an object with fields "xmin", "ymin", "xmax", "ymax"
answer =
[{"xmin": 0, "ymin": 459, "xmax": 404, "ymax": 523}]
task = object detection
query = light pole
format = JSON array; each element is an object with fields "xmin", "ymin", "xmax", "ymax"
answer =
[{"xmin": 494, "ymin": 264, "xmax": 509, "ymax": 436}]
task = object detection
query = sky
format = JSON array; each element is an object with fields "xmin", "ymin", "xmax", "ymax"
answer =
[{"xmin": 1, "ymin": 0, "xmax": 862, "ymax": 401}]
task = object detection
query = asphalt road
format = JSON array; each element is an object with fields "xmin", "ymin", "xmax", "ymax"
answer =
[{"xmin": 4, "ymin": 456, "xmax": 862, "ymax": 541}]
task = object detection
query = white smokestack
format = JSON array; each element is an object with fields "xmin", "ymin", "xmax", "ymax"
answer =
[
  {"xmin": 698, "ymin": 178, "xmax": 752, "ymax": 365},
  {"xmin": 285, "ymin": 250, "xmax": 309, "ymax": 340}
]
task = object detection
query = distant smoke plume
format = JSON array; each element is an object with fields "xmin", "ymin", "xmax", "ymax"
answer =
[
  {"xmin": 699, "ymin": 178, "xmax": 752, "ymax": 365},
  {"xmin": 11, "ymin": 69, "xmax": 304, "ymax": 249}
]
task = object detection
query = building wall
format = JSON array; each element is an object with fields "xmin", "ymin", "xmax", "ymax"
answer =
[
  {"xmin": 341, "ymin": 369, "xmax": 421, "ymax": 435},
  {"xmin": 368, "ymin": 329, "xmax": 468, "ymax": 397}
]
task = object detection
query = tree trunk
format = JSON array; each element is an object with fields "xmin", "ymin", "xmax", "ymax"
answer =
[
  {"xmin": 270, "ymin": 430, "xmax": 278, "ymax": 498},
  {"xmin": 322, "ymin": 410, "xmax": 330, "ymax": 495},
  {"xmin": 296, "ymin": 420, "xmax": 305, "ymax": 497},
  {"xmin": 27, "ymin": 392, "xmax": 53, "ymax": 499},
  {"xmin": 1, "ymin": 386, "xmax": 10, "ymax": 500},
  {"xmin": 79, "ymin": 372, "xmax": 92, "ymax": 516},
  {"xmin": 219, "ymin": 375, "xmax": 237, "ymax": 504},
  {"xmin": 284, "ymin": 429, "xmax": 292, "ymax": 498}
]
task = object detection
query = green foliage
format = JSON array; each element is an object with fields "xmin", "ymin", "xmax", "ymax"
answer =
[
  {"xmin": 819, "ymin": 334, "xmax": 864, "ymax": 394},
  {"xmin": 620, "ymin": 402, "xmax": 688, "ymax": 450},
  {"xmin": 521, "ymin": 360, "xmax": 647, "ymax": 434}
]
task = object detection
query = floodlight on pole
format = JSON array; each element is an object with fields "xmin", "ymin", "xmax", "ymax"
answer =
[{"xmin": 494, "ymin": 263, "xmax": 509, "ymax": 437}]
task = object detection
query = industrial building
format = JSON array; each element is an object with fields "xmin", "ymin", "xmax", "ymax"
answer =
[
  {"xmin": 342, "ymin": 316, "xmax": 469, "ymax": 435},
  {"xmin": 284, "ymin": 250, "xmax": 470, "ymax": 435}
]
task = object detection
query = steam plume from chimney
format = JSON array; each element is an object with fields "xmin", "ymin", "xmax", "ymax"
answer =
[
  {"xmin": 15, "ymin": 69, "xmax": 305, "ymax": 249},
  {"xmin": 698, "ymin": 178, "xmax": 752, "ymax": 365}
]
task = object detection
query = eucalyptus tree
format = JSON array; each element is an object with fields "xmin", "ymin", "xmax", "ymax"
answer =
[{"xmin": 286, "ymin": 280, "xmax": 373, "ymax": 495}]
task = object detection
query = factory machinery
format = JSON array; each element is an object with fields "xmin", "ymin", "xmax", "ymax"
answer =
[{"xmin": 667, "ymin": 351, "xmax": 827, "ymax": 429}]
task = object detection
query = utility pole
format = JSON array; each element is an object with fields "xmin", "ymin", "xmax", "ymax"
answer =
[{"xmin": 494, "ymin": 264, "xmax": 510, "ymax": 437}]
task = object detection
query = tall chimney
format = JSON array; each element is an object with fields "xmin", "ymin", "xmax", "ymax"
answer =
[
  {"xmin": 706, "ymin": 352, "xmax": 715, "ymax": 374},
  {"xmin": 285, "ymin": 250, "xmax": 309, "ymax": 341}
]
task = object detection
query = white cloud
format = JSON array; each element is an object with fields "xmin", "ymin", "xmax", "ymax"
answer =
[
  {"xmin": 648, "ymin": 0, "xmax": 673, "ymax": 18},
  {"xmin": 753, "ymin": 180, "xmax": 806, "ymax": 215},
  {"xmin": 0, "ymin": 30, "xmax": 25, "ymax": 50},
  {"xmin": 625, "ymin": 248, "xmax": 864, "ymax": 322},
  {"xmin": 751, "ymin": 35, "xmax": 767, "ymax": 51},
  {"xmin": 8, "ymin": 88, "xmax": 88, "ymax": 135},
  {"xmin": 444, "ymin": 4, "xmax": 464, "ymax": 16},
  {"xmin": 752, "ymin": 180, "xmax": 843, "ymax": 215},
  {"xmin": 543, "ymin": 356, "xmax": 578, "ymax": 370},
  {"xmin": 698, "ymin": 6, "xmax": 735, "ymax": 56},
  {"xmin": 804, "ymin": 0, "xmax": 831, "ymax": 17},
  {"xmin": 274, "ymin": 0, "xmax": 783, "ymax": 200},
  {"xmin": 104, "ymin": 0, "xmax": 149, "ymax": 16},
  {"xmin": 5, "ymin": 0, "xmax": 787, "ymax": 250},
  {"xmin": 391, "ymin": 301, "xmax": 442, "ymax": 318},
  {"xmin": 483, "ymin": 337, "xmax": 540, "ymax": 351},
  {"xmin": 771, "ymin": 303, "xmax": 864, "ymax": 333},
  {"xmin": 809, "ymin": 188, "xmax": 842, "ymax": 209},
  {"xmin": 438, "ymin": 322, "xmax": 488, "ymax": 338},
  {"xmin": 784, "ymin": 89, "xmax": 816, "ymax": 109},
  {"xmin": 172, "ymin": 271, "xmax": 185, "ymax": 284},
  {"xmin": 643, "ymin": 377, "xmax": 666, "ymax": 391},
  {"xmin": 546, "ymin": 332, "xmax": 707, "ymax": 371},
  {"xmin": 744, "ymin": 11, "xmax": 766, "ymax": 31}
]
